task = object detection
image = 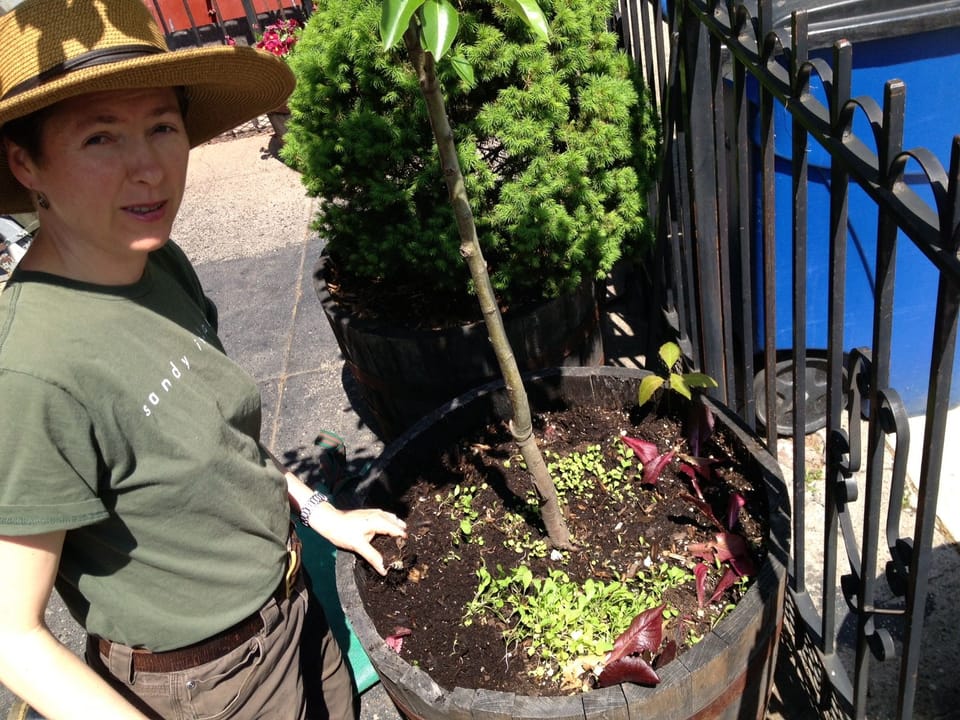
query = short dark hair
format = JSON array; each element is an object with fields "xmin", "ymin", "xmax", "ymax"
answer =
[{"xmin": 0, "ymin": 107, "xmax": 50, "ymax": 161}]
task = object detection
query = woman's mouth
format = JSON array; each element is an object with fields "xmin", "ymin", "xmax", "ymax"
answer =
[{"xmin": 124, "ymin": 201, "xmax": 166, "ymax": 220}]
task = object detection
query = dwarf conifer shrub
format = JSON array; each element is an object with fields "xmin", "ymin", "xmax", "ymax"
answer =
[{"xmin": 282, "ymin": 0, "xmax": 658, "ymax": 313}]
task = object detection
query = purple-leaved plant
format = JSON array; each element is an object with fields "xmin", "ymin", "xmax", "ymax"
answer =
[
  {"xmin": 597, "ymin": 604, "xmax": 665, "ymax": 687},
  {"xmin": 588, "ymin": 355, "xmax": 753, "ymax": 687}
]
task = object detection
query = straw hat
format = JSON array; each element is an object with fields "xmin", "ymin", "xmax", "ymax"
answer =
[{"xmin": 0, "ymin": 0, "xmax": 296, "ymax": 212}]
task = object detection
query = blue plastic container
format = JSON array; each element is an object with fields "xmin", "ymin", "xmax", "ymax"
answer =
[{"xmin": 752, "ymin": 0, "xmax": 960, "ymax": 418}]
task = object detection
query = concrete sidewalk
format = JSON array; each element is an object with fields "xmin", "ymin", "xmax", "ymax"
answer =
[{"xmin": 3, "ymin": 128, "xmax": 959, "ymax": 719}]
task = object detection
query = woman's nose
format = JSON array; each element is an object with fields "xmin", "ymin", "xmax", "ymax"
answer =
[{"xmin": 128, "ymin": 140, "xmax": 165, "ymax": 185}]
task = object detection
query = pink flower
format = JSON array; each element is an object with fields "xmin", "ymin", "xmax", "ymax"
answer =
[{"xmin": 254, "ymin": 18, "xmax": 301, "ymax": 58}]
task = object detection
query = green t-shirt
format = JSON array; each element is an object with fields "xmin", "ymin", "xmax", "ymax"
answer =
[{"xmin": 0, "ymin": 242, "xmax": 289, "ymax": 651}]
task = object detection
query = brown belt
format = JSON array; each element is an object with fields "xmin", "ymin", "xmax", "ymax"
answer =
[{"xmin": 97, "ymin": 532, "xmax": 304, "ymax": 674}]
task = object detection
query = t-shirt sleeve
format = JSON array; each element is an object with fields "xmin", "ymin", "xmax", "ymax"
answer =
[{"xmin": 0, "ymin": 370, "xmax": 108, "ymax": 535}]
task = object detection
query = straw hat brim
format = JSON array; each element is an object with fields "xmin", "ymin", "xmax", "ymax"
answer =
[{"xmin": 0, "ymin": 46, "xmax": 295, "ymax": 213}]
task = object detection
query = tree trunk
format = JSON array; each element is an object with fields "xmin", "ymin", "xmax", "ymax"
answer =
[{"xmin": 402, "ymin": 24, "xmax": 572, "ymax": 549}]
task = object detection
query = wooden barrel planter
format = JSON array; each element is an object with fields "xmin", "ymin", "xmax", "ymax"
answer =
[
  {"xmin": 313, "ymin": 254, "xmax": 605, "ymax": 440},
  {"xmin": 337, "ymin": 366, "xmax": 791, "ymax": 720}
]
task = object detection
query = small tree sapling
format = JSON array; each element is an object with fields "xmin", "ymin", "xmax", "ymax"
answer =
[{"xmin": 378, "ymin": 0, "xmax": 573, "ymax": 548}]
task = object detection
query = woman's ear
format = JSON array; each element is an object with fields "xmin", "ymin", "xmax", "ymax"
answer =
[{"xmin": 3, "ymin": 138, "xmax": 39, "ymax": 191}]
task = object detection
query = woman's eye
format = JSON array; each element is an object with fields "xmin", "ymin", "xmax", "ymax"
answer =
[
  {"xmin": 83, "ymin": 134, "xmax": 110, "ymax": 147},
  {"xmin": 153, "ymin": 123, "xmax": 180, "ymax": 135}
]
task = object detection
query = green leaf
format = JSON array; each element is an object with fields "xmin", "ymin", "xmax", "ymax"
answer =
[
  {"xmin": 380, "ymin": 0, "xmax": 426, "ymax": 49},
  {"xmin": 498, "ymin": 0, "xmax": 549, "ymax": 40},
  {"xmin": 637, "ymin": 375, "xmax": 664, "ymax": 407},
  {"xmin": 683, "ymin": 372, "xmax": 718, "ymax": 390},
  {"xmin": 448, "ymin": 53, "xmax": 475, "ymax": 87},
  {"xmin": 669, "ymin": 372, "xmax": 692, "ymax": 400},
  {"xmin": 658, "ymin": 342, "xmax": 680, "ymax": 373},
  {"xmin": 420, "ymin": 0, "xmax": 459, "ymax": 59}
]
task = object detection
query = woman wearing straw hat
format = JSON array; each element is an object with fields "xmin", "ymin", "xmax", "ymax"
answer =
[{"xmin": 0, "ymin": 0, "xmax": 407, "ymax": 717}]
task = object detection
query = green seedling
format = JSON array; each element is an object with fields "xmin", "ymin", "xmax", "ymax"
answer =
[
  {"xmin": 464, "ymin": 559, "xmax": 692, "ymax": 682},
  {"xmin": 542, "ymin": 442, "xmax": 641, "ymax": 503},
  {"xmin": 638, "ymin": 341, "xmax": 718, "ymax": 407},
  {"xmin": 438, "ymin": 483, "xmax": 488, "ymax": 546}
]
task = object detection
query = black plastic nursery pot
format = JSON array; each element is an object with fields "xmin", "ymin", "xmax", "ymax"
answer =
[
  {"xmin": 314, "ymin": 254, "xmax": 604, "ymax": 441},
  {"xmin": 336, "ymin": 366, "xmax": 791, "ymax": 720}
]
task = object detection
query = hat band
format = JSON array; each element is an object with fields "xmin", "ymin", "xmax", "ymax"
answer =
[{"xmin": 2, "ymin": 43, "xmax": 165, "ymax": 101}]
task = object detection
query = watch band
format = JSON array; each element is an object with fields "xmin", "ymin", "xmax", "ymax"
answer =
[{"xmin": 299, "ymin": 490, "xmax": 330, "ymax": 526}]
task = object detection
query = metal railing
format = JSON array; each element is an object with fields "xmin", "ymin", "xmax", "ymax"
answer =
[{"xmin": 618, "ymin": 0, "xmax": 960, "ymax": 717}]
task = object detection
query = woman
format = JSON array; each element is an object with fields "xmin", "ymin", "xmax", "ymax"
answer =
[{"xmin": 0, "ymin": 0, "xmax": 407, "ymax": 718}]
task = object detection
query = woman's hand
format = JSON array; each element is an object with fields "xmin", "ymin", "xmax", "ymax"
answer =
[
  {"xmin": 274, "ymin": 447, "xmax": 407, "ymax": 575},
  {"xmin": 304, "ymin": 503, "xmax": 407, "ymax": 575}
]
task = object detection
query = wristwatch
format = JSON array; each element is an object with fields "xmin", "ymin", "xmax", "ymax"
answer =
[{"xmin": 299, "ymin": 490, "xmax": 331, "ymax": 526}]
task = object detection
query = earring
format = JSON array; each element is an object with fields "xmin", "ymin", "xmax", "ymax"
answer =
[{"xmin": 36, "ymin": 191, "xmax": 50, "ymax": 210}]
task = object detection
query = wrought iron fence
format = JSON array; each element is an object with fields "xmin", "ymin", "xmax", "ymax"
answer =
[{"xmin": 618, "ymin": 0, "xmax": 960, "ymax": 718}]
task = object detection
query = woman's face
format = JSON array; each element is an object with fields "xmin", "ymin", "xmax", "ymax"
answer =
[{"xmin": 7, "ymin": 86, "xmax": 189, "ymax": 282}]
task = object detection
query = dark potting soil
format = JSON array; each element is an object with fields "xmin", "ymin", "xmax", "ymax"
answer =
[{"xmin": 359, "ymin": 402, "xmax": 769, "ymax": 697}]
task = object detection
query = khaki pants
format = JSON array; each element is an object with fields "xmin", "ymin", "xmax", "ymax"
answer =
[{"xmin": 87, "ymin": 581, "xmax": 357, "ymax": 720}]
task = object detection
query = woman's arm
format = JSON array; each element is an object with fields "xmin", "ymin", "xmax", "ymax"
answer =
[
  {"xmin": 0, "ymin": 532, "xmax": 149, "ymax": 720},
  {"xmin": 263, "ymin": 447, "xmax": 406, "ymax": 576}
]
